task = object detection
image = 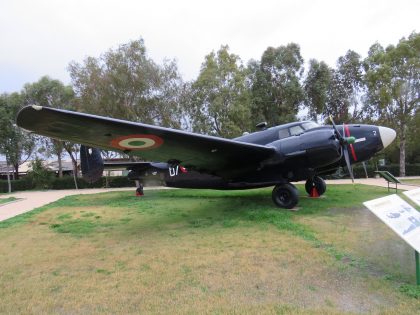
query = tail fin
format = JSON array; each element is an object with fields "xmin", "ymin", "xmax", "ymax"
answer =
[{"xmin": 80, "ymin": 145, "xmax": 104, "ymax": 183}]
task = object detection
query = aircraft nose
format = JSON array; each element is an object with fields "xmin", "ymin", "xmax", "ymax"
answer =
[{"xmin": 378, "ymin": 126, "xmax": 396, "ymax": 148}]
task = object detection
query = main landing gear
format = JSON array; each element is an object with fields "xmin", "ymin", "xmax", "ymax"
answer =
[
  {"xmin": 272, "ymin": 183, "xmax": 299, "ymax": 209},
  {"xmin": 305, "ymin": 176, "xmax": 326, "ymax": 196}
]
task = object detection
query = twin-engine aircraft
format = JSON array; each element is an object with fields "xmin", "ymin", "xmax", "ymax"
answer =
[{"xmin": 16, "ymin": 105, "xmax": 396, "ymax": 209}]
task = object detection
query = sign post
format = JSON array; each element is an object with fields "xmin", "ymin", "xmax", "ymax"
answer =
[
  {"xmin": 416, "ymin": 251, "xmax": 420, "ymax": 285},
  {"xmin": 364, "ymin": 194, "xmax": 420, "ymax": 285}
]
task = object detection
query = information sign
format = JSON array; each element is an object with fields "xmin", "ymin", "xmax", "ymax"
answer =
[
  {"xmin": 403, "ymin": 188, "xmax": 420, "ymax": 207},
  {"xmin": 363, "ymin": 195, "xmax": 420, "ymax": 253}
]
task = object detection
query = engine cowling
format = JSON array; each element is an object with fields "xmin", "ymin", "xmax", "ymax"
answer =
[
  {"xmin": 80, "ymin": 145, "xmax": 104, "ymax": 183},
  {"xmin": 267, "ymin": 129, "xmax": 342, "ymax": 169}
]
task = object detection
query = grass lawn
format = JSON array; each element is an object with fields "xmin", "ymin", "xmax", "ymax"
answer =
[
  {"xmin": 400, "ymin": 178, "xmax": 420, "ymax": 186},
  {"xmin": 0, "ymin": 196, "xmax": 18, "ymax": 205},
  {"xmin": 0, "ymin": 185, "xmax": 419, "ymax": 314}
]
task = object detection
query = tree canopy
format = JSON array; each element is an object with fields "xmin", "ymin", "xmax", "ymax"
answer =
[
  {"xmin": 186, "ymin": 45, "xmax": 251, "ymax": 138},
  {"xmin": 364, "ymin": 32, "xmax": 420, "ymax": 175},
  {"xmin": 249, "ymin": 43, "xmax": 305, "ymax": 126},
  {"xmin": 2, "ymin": 32, "xmax": 419, "ymax": 178},
  {"xmin": 0, "ymin": 93, "xmax": 35, "ymax": 179},
  {"xmin": 68, "ymin": 39, "xmax": 183, "ymax": 128}
]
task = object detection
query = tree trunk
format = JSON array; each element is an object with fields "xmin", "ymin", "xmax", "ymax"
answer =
[
  {"xmin": 7, "ymin": 164, "xmax": 11, "ymax": 193},
  {"xmin": 399, "ymin": 136, "xmax": 406, "ymax": 177},
  {"xmin": 14, "ymin": 163, "xmax": 19, "ymax": 180},
  {"xmin": 57, "ymin": 153, "xmax": 63, "ymax": 178},
  {"xmin": 53, "ymin": 139, "xmax": 64, "ymax": 178},
  {"xmin": 65, "ymin": 145, "xmax": 79, "ymax": 189},
  {"xmin": 71, "ymin": 159, "xmax": 78, "ymax": 189}
]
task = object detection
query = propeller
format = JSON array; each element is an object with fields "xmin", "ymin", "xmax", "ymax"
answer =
[
  {"xmin": 329, "ymin": 116, "xmax": 356, "ymax": 183},
  {"xmin": 362, "ymin": 161, "xmax": 369, "ymax": 179}
]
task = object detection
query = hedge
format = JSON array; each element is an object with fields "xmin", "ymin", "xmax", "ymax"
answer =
[
  {"xmin": 328, "ymin": 163, "xmax": 420, "ymax": 179},
  {"xmin": 0, "ymin": 176, "xmax": 136, "ymax": 193},
  {"xmin": 0, "ymin": 177, "xmax": 35, "ymax": 193},
  {"xmin": 2, "ymin": 164, "xmax": 420, "ymax": 193}
]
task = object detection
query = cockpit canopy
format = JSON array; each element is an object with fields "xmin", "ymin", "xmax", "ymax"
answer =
[
  {"xmin": 278, "ymin": 121, "xmax": 320, "ymax": 139},
  {"xmin": 235, "ymin": 121, "xmax": 321, "ymax": 145}
]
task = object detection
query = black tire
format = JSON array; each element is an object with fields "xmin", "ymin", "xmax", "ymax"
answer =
[
  {"xmin": 305, "ymin": 176, "xmax": 327, "ymax": 196},
  {"xmin": 272, "ymin": 184, "xmax": 299, "ymax": 209},
  {"xmin": 289, "ymin": 183, "xmax": 299, "ymax": 192}
]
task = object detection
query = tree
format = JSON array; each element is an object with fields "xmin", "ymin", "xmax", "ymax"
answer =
[
  {"xmin": 303, "ymin": 59, "xmax": 332, "ymax": 122},
  {"xmin": 324, "ymin": 69, "xmax": 351, "ymax": 123},
  {"xmin": 68, "ymin": 38, "xmax": 183, "ymax": 128},
  {"xmin": 27, "ymin": 157, "xmax": 53, "ymax": 189},
  {"xmin": 23, "ymin": 76, "xmax": 75, "ymax": 178},
  {"xmin": 0, "ymin": 93, "xmax": 35, "ymax": 181},
  {"xmin": 406, "ymin": 109, "xmax": 420, "ymax": 163},
  {"xmin": 187, "ymin": 45, "xmax": 251, "ymax": 138},
  {"xmin": 324, "ymin": 50, "xmax": 363, "ymax": 124},
  {"xmin": 364, "ymin": 32, "xmax": 420, "ymax": 176},
  {"xmin": 249, "ymin": 43, "xmax": 305, "ymax": 126}
]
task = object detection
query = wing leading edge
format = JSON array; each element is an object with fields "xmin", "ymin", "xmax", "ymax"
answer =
[{"xmin": 16, "ymin": 106, "xmax": 276, "ymax": 177}]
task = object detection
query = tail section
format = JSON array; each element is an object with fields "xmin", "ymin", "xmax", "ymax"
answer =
[{"xmin": 80, "ymin": 145, "xmax": 104, "ymax": 183}]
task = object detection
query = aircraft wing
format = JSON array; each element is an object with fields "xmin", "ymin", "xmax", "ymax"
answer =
[{"xmin": 16, "ymin": 106, "xmax": 276, "ymax": 178}]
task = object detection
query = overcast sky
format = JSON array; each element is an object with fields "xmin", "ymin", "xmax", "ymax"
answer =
[{"xmin": 0, "ymin": 0, "xmax": 418, "ymax": 93}]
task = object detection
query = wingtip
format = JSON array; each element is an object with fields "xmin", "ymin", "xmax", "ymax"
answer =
[
  {"xmin": 31, "ymin": 105, "xmax": 43, "ymax": 111},
  {"xmin": 16, "ymin": 105, "xmax": 41, "ymax": 129}
]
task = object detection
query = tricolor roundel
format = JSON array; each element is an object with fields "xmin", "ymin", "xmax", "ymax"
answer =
[{"xmin": 110, "ymin": 134, "xmax": 164, "ymax": 150}]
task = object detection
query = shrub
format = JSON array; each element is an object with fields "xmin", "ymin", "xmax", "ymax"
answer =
[
  {"xmin": 0, "ymin": 177, "xmax": 35, "ymax": 193},
  {"xmin": 26, "ymin": 158, "xmax": 54, "ymax": 189},
  {"xmin": 50, "ymin": 175, "xmax": 135, "ymax": 190}
]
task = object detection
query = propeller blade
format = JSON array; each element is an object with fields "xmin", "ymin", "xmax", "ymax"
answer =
[
  {"xmin": 343, "ymin": 146, "xmax": 355, "ymax": 183},
  {"xmin": 329, "ymin": 115, "xmax": 341, "ymax": 139},
  {"xmin": 362, "ymin": 161, "xmax": 368, "ymax": 178},
  {"xmin": 330, "ymin": 116, "xmax": 356, "ymax": 183}
]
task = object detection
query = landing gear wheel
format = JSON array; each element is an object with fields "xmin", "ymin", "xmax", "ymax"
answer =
[
  {"xmin": 289, "ymin": 183, "xmax": 299, "ymax": 192},
  {"xmin": 305, "ymin": 176, "xmax": 326, "ymax": 196},
  {"xmin": 272, "ymin": 184, "xmax": 299, "ymax": 209}
]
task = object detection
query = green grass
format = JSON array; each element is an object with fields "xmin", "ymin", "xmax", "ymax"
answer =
[
  {"xmin": 0, "ymin": 196, "xmax": 18, "ymax": 205},
  {"xmin": 401, "ymin": 178, "xmax": 420, "ymax": 186},
  {"xmin": 0, "ymin": 185, "xmax": 419, "ymax": 314},
  {"xmin": 399, "ymin": 284, "xmax": 420, "ymax": 299}
]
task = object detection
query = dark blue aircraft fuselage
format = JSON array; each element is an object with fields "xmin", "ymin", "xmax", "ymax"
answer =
[{"xmin": 158, "ymin": 121, "xmax": 390, "ymax": 189}]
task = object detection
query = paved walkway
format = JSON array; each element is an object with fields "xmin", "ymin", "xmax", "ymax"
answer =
[
  {"xmin": 325, "ymin": 178, "xmax": 420, "ymax": 191},
  {"xmin": 0, "ymin": 179, "xmax": 419, "ymax": 222}
]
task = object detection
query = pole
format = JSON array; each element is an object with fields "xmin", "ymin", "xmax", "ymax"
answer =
[{"xmin": 416, "ymin": 250, "xmax": 420, "ymax": 286}]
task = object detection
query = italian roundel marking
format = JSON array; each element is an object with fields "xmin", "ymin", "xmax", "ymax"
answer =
[{"xmin": 110, "ymin": 134, "xmax": 164, "ymax": 150}]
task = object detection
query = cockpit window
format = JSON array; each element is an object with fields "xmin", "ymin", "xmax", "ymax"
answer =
[
  {"xmin": 278, "ymin": 128, "xmax": 290, "ymax": 139},
  {"xmin": 289, "ymin": 125, "xmax": 304, "ymax": 136},
  {"xmin": 301, "ymin": 122, "xmax": 319, "ymax": 130}
]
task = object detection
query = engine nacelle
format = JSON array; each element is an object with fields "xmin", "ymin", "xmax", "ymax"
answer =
[
  {"xmin": 80, "ymin": 145, "xmax": 104, "ymax": 183},
  {"xmin": 268, "ymin": 129, "xmax": 341, "ymax": 169}
]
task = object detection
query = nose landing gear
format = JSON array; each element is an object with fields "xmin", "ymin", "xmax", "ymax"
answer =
[{"xmin": 305, "ymin": 176, "xmax": 326, "ymax": 197}]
